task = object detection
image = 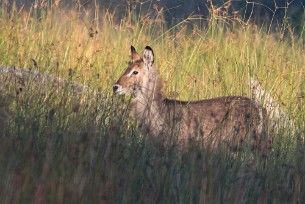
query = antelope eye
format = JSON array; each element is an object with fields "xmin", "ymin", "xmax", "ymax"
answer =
[{"xmin": 132, "ymin": 71, "xmax": 139, "ymax": 75}]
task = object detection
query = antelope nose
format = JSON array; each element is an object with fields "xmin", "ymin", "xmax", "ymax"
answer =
[{"xmin": 113, "ymin": 85, "xmax": 119, "ymax": 93}]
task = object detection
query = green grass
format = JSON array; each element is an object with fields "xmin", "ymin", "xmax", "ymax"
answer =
[{"xmin": 0, "ymin": 2, "xmax": 305, "ymax": 203}]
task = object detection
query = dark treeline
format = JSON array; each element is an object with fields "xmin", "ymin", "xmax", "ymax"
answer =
[{"xmin": 8, "ymin": 0, "xmax": 305, "ymax": 30}]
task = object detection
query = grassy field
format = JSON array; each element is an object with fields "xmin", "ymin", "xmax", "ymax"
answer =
[{"xmin": 0, "ymin": 1, "xmax": 305, "ymax": 203}]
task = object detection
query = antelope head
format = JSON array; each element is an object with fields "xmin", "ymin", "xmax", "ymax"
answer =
[{"xmin": 113, "ymin": 46, "xmax": 155, "ymax": 98}]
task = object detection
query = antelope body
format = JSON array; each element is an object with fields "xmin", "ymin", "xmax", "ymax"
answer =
[{"xmin": 114, "ymin": 46, "xmax": 270, "ymax": 150}]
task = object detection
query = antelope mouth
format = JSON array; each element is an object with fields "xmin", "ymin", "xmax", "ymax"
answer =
[{"xmin": 115, "ymin": 90, "xmax": 126, "ymax": 95}]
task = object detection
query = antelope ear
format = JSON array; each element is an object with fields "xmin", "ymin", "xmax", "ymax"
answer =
[
  {"xmin": 130, "ymin": 46, "xmax": 141, "ymax": 62},
  {"xmin": 143, "ymin": 46, "xmax": 154, "ymax": 69}
]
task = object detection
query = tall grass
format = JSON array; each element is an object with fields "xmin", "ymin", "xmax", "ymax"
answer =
[{"xmin": 0, "ymin": 1, "xmax": 305, "ymax": 203}]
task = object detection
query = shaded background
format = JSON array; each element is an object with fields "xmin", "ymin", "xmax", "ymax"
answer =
[{"xmin": 9, "ymin": 0, "xmax": 305, "ymax": 27}]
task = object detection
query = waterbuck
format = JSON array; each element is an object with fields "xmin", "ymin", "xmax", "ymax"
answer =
[{"xmin": 113, "ymin": 46, "xmax": 270, "ymax": 150}]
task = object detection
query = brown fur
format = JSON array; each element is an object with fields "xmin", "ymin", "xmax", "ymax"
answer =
[{"xmin": 114, "ymin": 46, "xmax": 270, "ymax": 150}]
